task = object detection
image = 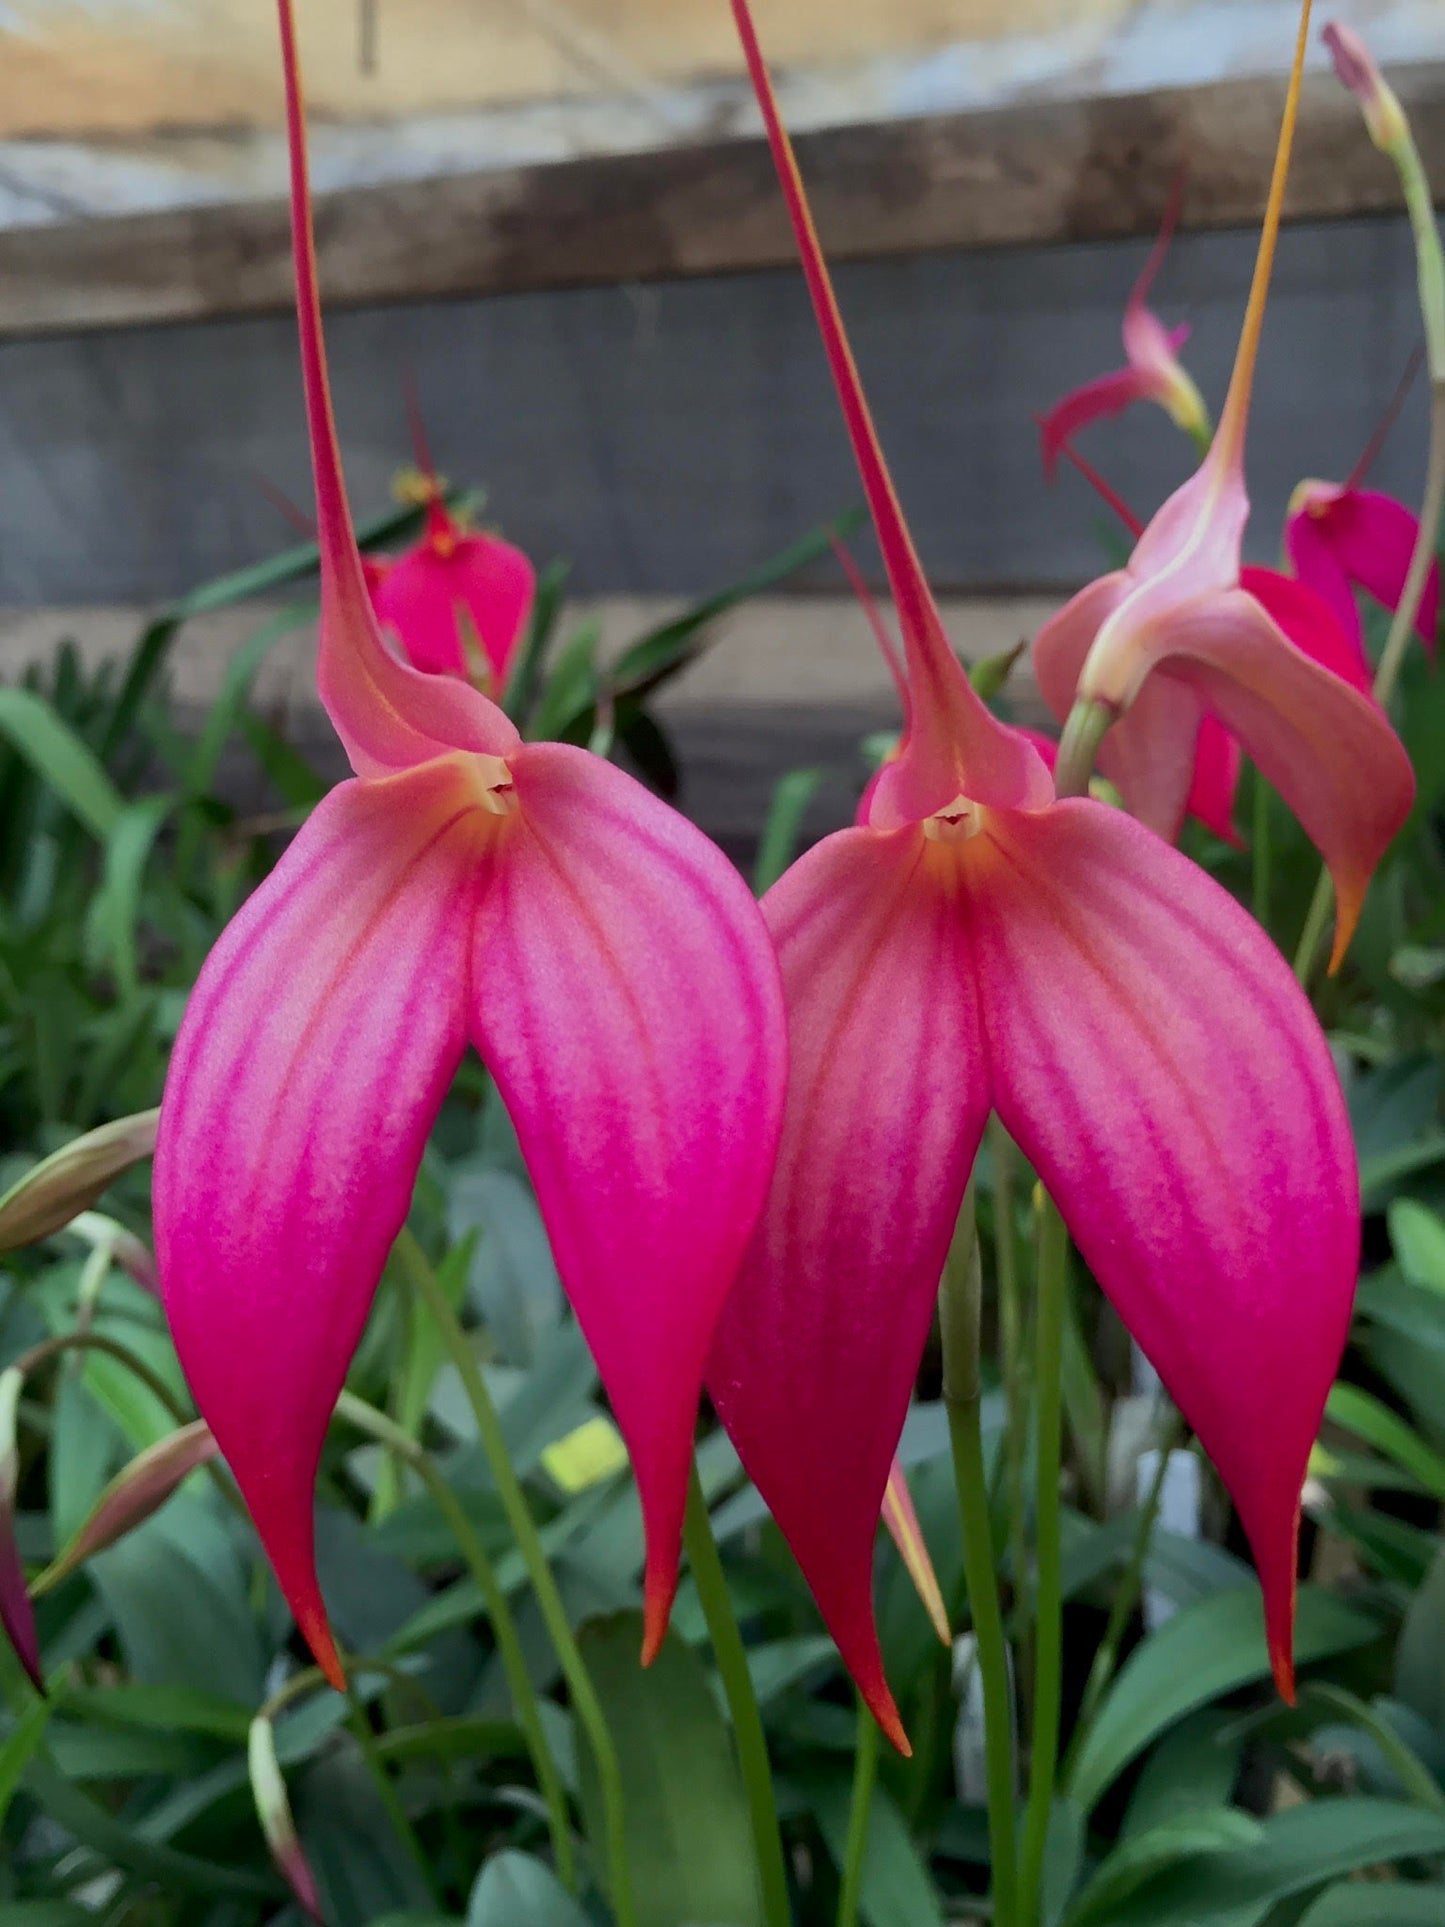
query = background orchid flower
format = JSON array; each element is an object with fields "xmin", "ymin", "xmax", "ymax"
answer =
[
  {"xmin": 153, "ymin": 0, "xmax": 786, "ymax": 1689},
  {"xmin": 1051, "ymin": 439, "xmax": 1371, "ymax": 846},
  {"xmin": 367, "ymin": 397, "xmax": 536, "ymax": 695},
  {"xmin": 1038, "ymin": 173, "xmax": 1211, "ymax": 477},
  {"xmin": 710, "ymin": 0, "xmax": 1359, "ymax": 1750},
  {"xmin": 1033, "ymin": 0, "xmax": 1414, "ymax": 967},
  {"xmin": 1287, "ymin": 481, "xmax": 1440, "ymax": 665}
]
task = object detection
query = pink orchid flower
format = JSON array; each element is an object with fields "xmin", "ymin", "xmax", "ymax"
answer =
[
  {"xmin": 1052, "ymin": 439, "xmax": 1372, "ymax": 846},
  {"xmin": 1286, "ymin": 482, "xmax": 1441, "ymax": 666},
  {"xmin": 1038, "ymin": 173, "xmax": 1211, "ymax": 476},
  {"xmin": 709, "ymin": 0, "xmax": 1359, "ymax": 1750},
  {"xmin": 153, "ymin": 0, "xmax": 787, "ymax": 1688},
  {"xmin": 1033, "ymin": 0, "xmax": 1414, "ymax": 968},
  {"xmin": 367, "ymin": 396, "xmax": 536, "ymax": 695}
]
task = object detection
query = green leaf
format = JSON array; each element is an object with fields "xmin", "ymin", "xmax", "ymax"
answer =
[
  {"xmin": 530, "ymin": 625, "xmax": 600, "ymax": 743},
  {"xmin": 603, "ymin": 511, "xmax": 864, "ymax": 713},
  {"xmin": 1093, "ymin": 1798, "xmax": 1445, "ymax": 1927},
  {"xmin": 1395, "ymin": 1540, "xmax": 1445, "ymax": 1728},
  {"xmin": 810, "ymin": 1774, "xmax": 946, "ymax": 1927},
  {"xmin": 1065, "ymin": 1811, "xmax": 1263, "ymax": 1926},
  {"xmin": 1123, "ymin": 1709, "xmax": 1245, "ymax": 1838},
  {"xmin": 299, "ymin": 1742, "xmax": 432, "ymax": 1927},
  {"xmin": 466, "ymin": 1851, "xmax": 590, "ymax": 1926},
  {"xmin": 576, "ymin": 1611, "xmax": 763, "ymax": 1927},
  {"xmin": 0, "ymin": 689, "xmax": 124, "ymax": 840},
  {"xmin": 1326, "ymin": 1384, "xmax": 1445, "ymax": 1501},
  {"xmin": 184, "ymin": 602, "xmax": 315, "ymax": 799},
  {"xmin": 88, "ymin": 1498, "xmax": 266, "ymax": 1705},
  {"xmin": 86, "ymin": 795, "xmax": 172, "ymax": 996},
  {"xmin": 0, "ymin": 1907, "xmax": 93, "ymax": 1926},
  {"xmin": 20, "ymin": 1751, "xmax": 275, "ymax": 1898},
  {"xmin": 0, "ymin": 1696, "xmax": 52, "ymax": 1826},
  {"xmin": 1068, "ymin": 1587, "xmax": 1378, "ymax": 1813},
  {"xmin": 1389, "ymin": 1199, "xmax": 1445, "ymax": 1295},
  {"xmin": 49, "ymin": 1373, "xmax": 120, "ymax": 1552},
  {"xmin": 754, "ymin": 769, "xmax": 823, "ymax": 895},
  {"xmin": 503, "ymin": 558, "xmax": 570, "ymax": 725},
  {"xmin": 60, "ymin": 1682, "xmax": 253, "ymax": 1743},
  {"xmin": 1298, "ymin": 1882, "xmax": 1445, "ymax": 1924},
  {"xmin": 1299, "ymin": 1683, "xmax": 1445, "ymax": 1814}
]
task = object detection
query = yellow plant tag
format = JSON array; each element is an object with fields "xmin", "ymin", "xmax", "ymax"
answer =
[{"xmin": 541, "ymin": 1416, "xmax": 630, "ymax": 1494}]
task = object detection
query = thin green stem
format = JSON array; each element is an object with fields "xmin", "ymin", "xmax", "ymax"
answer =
[
  {"xmin": 941, "ymin": 1191, "xmax": 1018, "ymax": 1927},
  {"xmin": 684, "ymin": 1465, "xmax": 791, "ymax": 1927},
  {"xmin": 837, "ymin": 1696, "xmax": 879, "ymax": 1927},
  {"xmin": 344, "ymin": 1682, "xmax": 441, "ymax": 1904},
  {"xmin": 394, "ymin": 1229, "xmax": 636, "ymax": 1927},
  {"xmin": 1251, "ymin": 769, "xmax": 1272, "ymax": 927},
  {"xmin": 990, "ymin": 1122, "xmax": 1031, "ymax": 1697},
  {"xmin": 335, "ymin": 1392, "xmax": 575, "ymax": 1891},
  {"xmin": 1375, "ymin": 381, "xmax": 1445, "ymax": 707},
  {"xmin": 1061, "ymin": 1413, "xmax": 1181, "ymax": 1793},
  {"xmin": 1016, "ymin": 1199, "xmax": 1068, "ymax": 1927},
  {"xmin": 1296, "ymin": 379, "xmax": 1445, "ymax": 987}
]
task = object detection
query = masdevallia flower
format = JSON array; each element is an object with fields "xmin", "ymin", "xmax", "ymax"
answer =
[
  {"xmin": 709, "ymin": 0, "xmax": 1362, "ymax": 1750},
  {"xmin": 154, "ymin": 0, "xmax": 786, "ymax": 1686}
]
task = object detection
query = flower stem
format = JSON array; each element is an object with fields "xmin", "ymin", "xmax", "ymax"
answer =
[
  {"xmin": 1375, "ymin": 380, "xmax": 1445, "ymax": 707},
  {"xmin": 344, "ymin": 1682, "xmax": 442, "ymax": 1903},
  {"xmin": 1016, "ymin": 1198, "xmax": 1068, "ymax": 1927},
  {"xmin": 335, "ymin": 1391, "xmax": 575, "ymax": 1891},
  {"xmin": 1054, "ymin": 701, "xmax": 1115, "ymax": 801},
  {"xmin": 837, "ymin": 1695, "xmax": 879, "ymax": 1927},
  {"xmin": 940, "ymin": 1191, "xmax": 1018, "ymax": 1927},
  {"xmin": 395, "ymin": 1229, "xmax": 636, "ymax": 1927},
  {"xmin": 990, "ymin": 1122, "xmax": 1031, "ymax": 1690},
  {"xmin": 1296, "ymin": 378, "xmax": 1445, "ymax": 987},
  {"xmin": 683, "ymin": 1463, "xmax": 791, "ymax": 1927}
]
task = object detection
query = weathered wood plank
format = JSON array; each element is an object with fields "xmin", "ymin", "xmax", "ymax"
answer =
[{"xmin": 0, "ymin": 60, "xmax": 1439, "ymax": 339}]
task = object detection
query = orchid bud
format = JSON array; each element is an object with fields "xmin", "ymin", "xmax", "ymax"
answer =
[
  {"xmin": 0, "ymin": 1110, "xmax": 159, "ymax": 1255},
  {"xmin": 0, "ymin": 1366, "xmax": 43, "ymax": 1691},
  {"xmin": 1324, "ymin": 21, "xmax": 1444, "ymax": 379},
  {"xmin": 1323, "ymin": 22, "xmax": 1408, "ymax": 153},
  {"xmin": 248, "ymin": 1713, "xmax": 326, "ymax": 1922},
  {"xmin": 35, "ymin": 1421, "xmax": 220, "ymax": 1596}
]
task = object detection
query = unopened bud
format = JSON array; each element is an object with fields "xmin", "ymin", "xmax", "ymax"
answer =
[
  {"xmin": 248, "ymin": 1715, "xmax": 325, "ymax": 1922},
  {"xmin": 0, "ymin": 1110, "xmax": 159, "ymax": 1255},
  {"xmin": 35, "ymin": 1421, "xmax": 220, "ymax": 1595},
  {"xmin": 1324, "ymin": 21, "xmax": 1444, "ymax": 378},
  {"xmin": 0, "ymin": 1366, "xmax": 42, "ymax": 1691},
  {"xmin": 1323, "ymin": 23, "xmax": 1408, "ymax": 153}
]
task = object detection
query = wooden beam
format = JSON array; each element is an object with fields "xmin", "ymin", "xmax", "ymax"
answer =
[{"xmin": 0, "ymin": 60, "xmax": 1439, "ymax": 341}]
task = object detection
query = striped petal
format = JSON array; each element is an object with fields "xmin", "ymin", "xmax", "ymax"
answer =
[
  {"xmin": 709, "ymin": 825, "xmax": 989, "ymax": 1749},
  {"xmin": 156, "ymin": 762, "xmax": 480, "ymax": 1682},
  {"xmin": 1159, "ymin": 590, "xmax": 1414, "ymax": 963},
  {"xmin": 472, "ymin": 741, "xmax": 786, "ymax": 1656},
  {"xmin": 969, "ymin": 799, "xmax": 1359, "ymax": 1693}
]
